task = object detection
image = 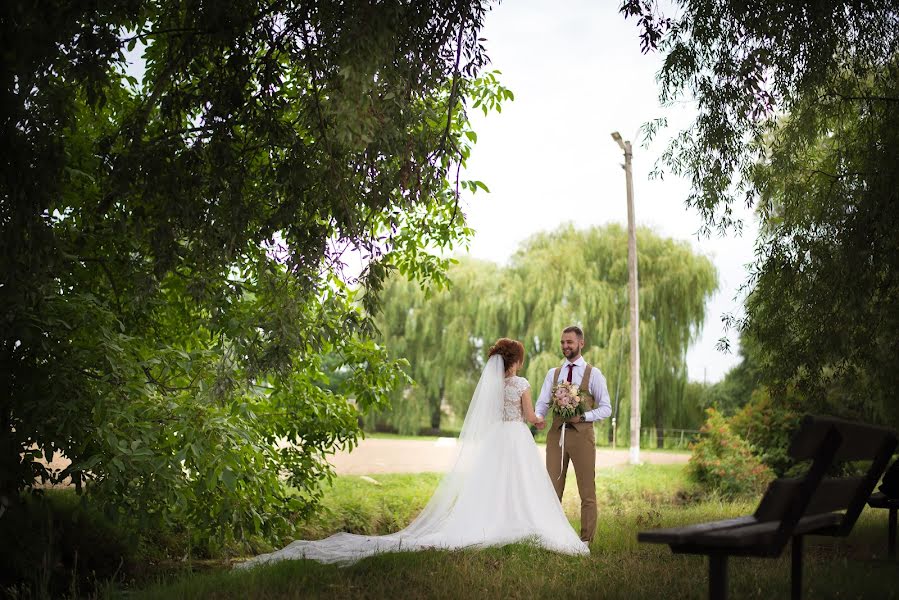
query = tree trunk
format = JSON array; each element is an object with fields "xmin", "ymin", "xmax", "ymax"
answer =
[
  {"xmin": 0, "ymin": 407, "xmax": 23, "ymax": 514},
  {"xmin": 655, "ymin": 406, "xmax": 664, "ymax": 449},
  {"xmin": 430, "ymin": 383, "xmax": 444, "ymax": 431}
]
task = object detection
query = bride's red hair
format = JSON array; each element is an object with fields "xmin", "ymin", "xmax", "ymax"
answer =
[{"xmin": 487, "ymin": 338, "xmax": 525, "ymax": 370}]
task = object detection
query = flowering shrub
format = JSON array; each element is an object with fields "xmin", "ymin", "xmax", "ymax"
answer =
[
  {"xmin": 730, "ymin": 387, "xmax": 804, "ymax": 476},
  {"xmin": 688, "ymin": 408, "xmax": 774, "ymax": 498}
]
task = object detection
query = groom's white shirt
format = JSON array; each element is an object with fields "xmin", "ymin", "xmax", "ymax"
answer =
[{"xmin": 534, "ymin": 356, "xmax": 613, "ymax": 422}]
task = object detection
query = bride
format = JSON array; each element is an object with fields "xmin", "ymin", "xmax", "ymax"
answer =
[{"xmin": 238, "ymin": 338, "xmax": 589, "ymax": 567}]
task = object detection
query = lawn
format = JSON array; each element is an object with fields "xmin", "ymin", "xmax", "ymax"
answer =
[{"xmin": 116, "ymin": 464, "xmax": 899, "ymax": 599}]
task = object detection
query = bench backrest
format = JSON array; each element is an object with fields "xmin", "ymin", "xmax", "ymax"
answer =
[{"xmin": 752, "ymin": 415, "xmax": 897, "ymax": 546}]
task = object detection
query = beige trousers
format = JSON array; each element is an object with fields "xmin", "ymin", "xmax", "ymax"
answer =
[{"xmin": 545, "ymin": 421, "xmax": 597, "ymax": 543}]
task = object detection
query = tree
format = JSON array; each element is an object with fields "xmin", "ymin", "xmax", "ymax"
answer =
[
  {"xmin": 680, "ymin": 380, "xmax": 708, "ymax": 430},
  {"xmin": 1, "ymin": 0, "xmax": 507, "ymax": 545},
  {"xmin": 621, "ymin": 0, "xmax": 899, "ymax": 426},
  {"xmin": 700, "ymin": 336, "xmax": 763, "ymax": 416},
  {"xmin": 505, "ymin": 225, "xmax": 716, "ymax": 447},
  {"xmin": 372, "ymin": 258, "xmax": 501, "ymax": 433},
  {"xmin": 371, "ymin": 225, "xmax": 717, "ymax": 442}
]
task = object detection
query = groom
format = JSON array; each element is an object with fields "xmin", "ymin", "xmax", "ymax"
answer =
[{"xmin": 534, "ymin": 325, "xmax": 612, "ymax": 543}]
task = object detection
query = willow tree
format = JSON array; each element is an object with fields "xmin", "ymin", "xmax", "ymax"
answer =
[
  {"xmin": 373, "ymin": 224, "xmax": 716, "ymax": 439},
  {"xmin": 504, "ymin": 224, "xmax": 717, "ymax": 446},
  {"xmin": 622, "ymin": 0, "xmax": 899, "ymax": 426},
  {"xmin": 373, "ymin": 258, "xmax": 502, "ymax": 433}
]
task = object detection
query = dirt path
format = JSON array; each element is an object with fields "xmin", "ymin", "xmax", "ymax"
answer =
[{"xmin": 330, "ymin": 437, "xmax": 689, "ymax": 475}]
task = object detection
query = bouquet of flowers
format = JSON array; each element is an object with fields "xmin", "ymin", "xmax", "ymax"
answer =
[{"xmin": 551, "ymin": 381, "xmax": 584, "ymax": 419}]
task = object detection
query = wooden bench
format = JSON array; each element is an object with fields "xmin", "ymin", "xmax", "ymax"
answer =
[{"xmin": 638, "ymin": 415, "xmax": 898, "ymax": 600}]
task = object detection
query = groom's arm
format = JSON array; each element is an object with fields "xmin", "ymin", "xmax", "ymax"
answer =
[
  {"xmin": 583, "ymin": 369, "xmax": 612, "ymax": 422},
  {"xmin": 534, "ymin": 370, "xmax": 554, "ymax": 419}
]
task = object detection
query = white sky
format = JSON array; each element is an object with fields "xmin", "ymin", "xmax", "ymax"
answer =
[{"xmin": 459, "ymin": 0, "xmax": 759, "ymax": 383}]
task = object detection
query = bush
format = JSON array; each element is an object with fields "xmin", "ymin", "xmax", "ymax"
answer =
[
  {"xmin": 0, "ymin": 490, "xmax": 137, "ymax": 598},
  {"xmin": 687, "ymin": 408, "xmax": 773, "ymax": 498},
  {"xmin": 730, "ymin": 387, "xmax": 804, "ymax": 477}
]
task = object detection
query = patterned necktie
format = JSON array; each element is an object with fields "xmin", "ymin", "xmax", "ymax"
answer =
[{"xmin": 566, "ymin": 363, "xmax": 574, "ymax": 383}]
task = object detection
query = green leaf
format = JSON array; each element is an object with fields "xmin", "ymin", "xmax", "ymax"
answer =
[{"xmin": 221, "ymin": 468, "xmax": 237, "ymax": 492}]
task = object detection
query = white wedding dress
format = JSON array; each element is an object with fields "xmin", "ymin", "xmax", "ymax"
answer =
[{"xmin": 237, "ymin": 356, "xmax": 588, "ymax": 567}]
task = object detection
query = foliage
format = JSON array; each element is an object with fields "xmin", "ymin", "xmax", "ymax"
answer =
[
  {"xmin": 1, "ymin": 0, "xmax": 507, "ymax": 547},
  {"xmin": 621, "ymin": 0, "xmax": 899, "ymax": 428},
  {"xmin": 371, "ymin": 225, "xmax": 717, "ymax": 436},
  {"xmin": 730, "ymin": 387, "xmax": 804, "ymax": 477},
  {"xmin": 0, "ymin": 490, "xmax": 138, "ymax": 598},
  {"xmin": 699, "ymin": 341, "xmax": 762, "ymax": 416},
  {"xmin": 745, "ymin": 59, "xmax": 899, "ymax": 426},
  {"xmin": 679, "ymin": 380, "xmax": 708, "ymax": 428},
  {"xmin": 620, "ymin": 0, "xmax": 899, "ymax": 231},
  {"xmin": 687, "ymin": 408, "xmax": 772, "ymax": 498},
  {"xmin": 504, "ymin": 225, "xmax": 717, "ymax": 444},
  {"xmin": 371, "ymin": 257, "xmax": 502, "ymax": 433}
]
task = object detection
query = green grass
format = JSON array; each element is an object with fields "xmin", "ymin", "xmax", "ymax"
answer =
[
  {"xmin": 125, "ymin": 532, "xmax": 899, "ymax": 600},
  {"xmin": 293, "ymin": 473, "xmax": 443, "ymax": 540},
  {"xmin": 115, "ymin": 465, "xmax": 899, "ymax": 599},
  {"xmin": 368, "ymin": 428, "xmax": 692, "ymax": 454}
]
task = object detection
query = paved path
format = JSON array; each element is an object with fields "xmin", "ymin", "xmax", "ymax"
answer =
[{"xmin": 330, "ymin": 437, "xmax": 689, "ymax": 475}]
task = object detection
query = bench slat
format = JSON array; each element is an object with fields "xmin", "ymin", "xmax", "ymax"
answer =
[
  {"xmin": 754, "ymin": 476, "xmax": 868, "ymax": 522},
  {"xmin": 806, "ymin": 477, "xmax": 868, "ymax": 515},
  {"xmin": 689, "ymin": 513, "xmax": 843, "ymax": 549},
  {"xmin": 640, "ymin": 512, "xmax": 844, "ymax": 550},
  {"xmin": 789, "ymin": 415, "xmax": 897, "ymax": 461}
]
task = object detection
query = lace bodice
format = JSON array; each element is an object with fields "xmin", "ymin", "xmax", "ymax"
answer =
[{"xmin": 502, "ymin": 376, "xmax": 530, "ymax": 422}]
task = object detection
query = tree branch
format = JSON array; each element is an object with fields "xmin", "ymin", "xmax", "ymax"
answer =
[
  {"xmin": 299, "ymin": 22, "xmax": 330, "ymax": 152},
  {"xmin": 827, "ymin": 92, "xmax": 899, "ymax": 104},
  {"xmin": 428, "ymin": 23, "xmax": 466, "ymax": 167}
]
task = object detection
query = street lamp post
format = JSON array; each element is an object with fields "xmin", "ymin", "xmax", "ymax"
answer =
[{"xmin": 611, "ymin": 131, "xmax": 641, "ymax": 465}]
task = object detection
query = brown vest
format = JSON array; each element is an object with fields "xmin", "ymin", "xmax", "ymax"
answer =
[{"xmin": 552, "ymin": 363, "xmax": 596, "ymax": 413}]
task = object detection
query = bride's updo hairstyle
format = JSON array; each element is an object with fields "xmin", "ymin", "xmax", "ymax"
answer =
[{"xmin": 487, "ymin": 338, "xmax": 525, "ymax": 371}]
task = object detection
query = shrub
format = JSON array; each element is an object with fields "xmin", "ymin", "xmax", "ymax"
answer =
[
  {"xmin": 730, "ymin": 387, "xmax": 804, "ymax": 476},
  {"xmin": 0, "ymin": 490, "xmax": 137, "ymax": 598},
  {"xmin": 687, "ymin": 408, "xmax": 773, "ymax": 498}
]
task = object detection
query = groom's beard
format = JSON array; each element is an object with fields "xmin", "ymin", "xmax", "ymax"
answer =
[{"xmin": 562, "ymin": 348, "xmax": 579, "ymax": 360}]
